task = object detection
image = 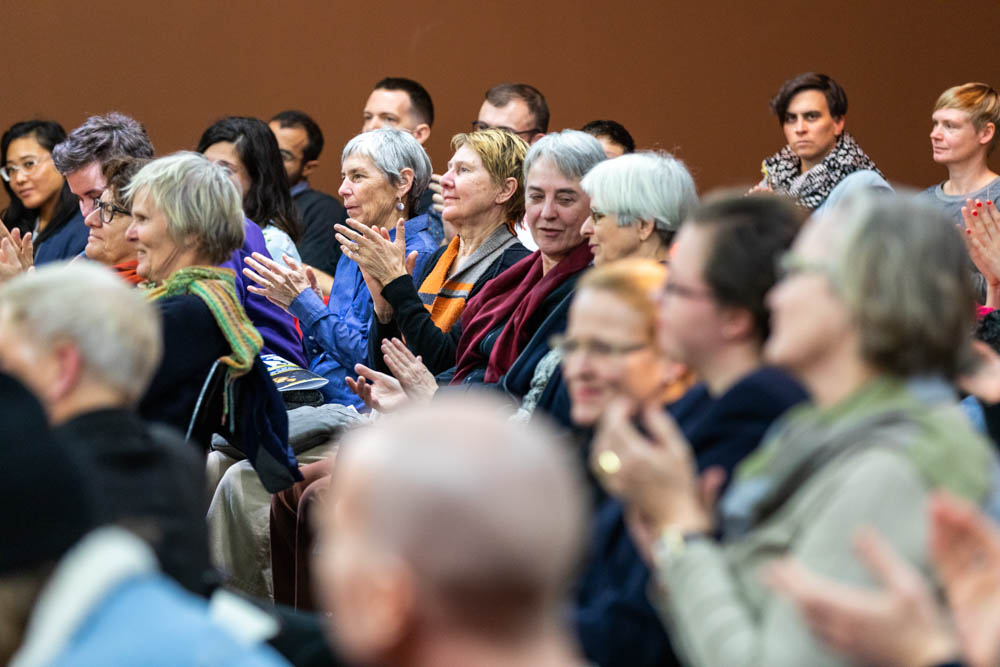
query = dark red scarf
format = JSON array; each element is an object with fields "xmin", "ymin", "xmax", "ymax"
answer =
[{"xmin": 452, "ymin": 242, "xmax": 593, "ymax": 384}]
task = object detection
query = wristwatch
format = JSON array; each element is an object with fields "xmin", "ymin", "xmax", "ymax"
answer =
[{"xmin": 652, "ymin": 525, "xmax": 708, "ymax": 566}]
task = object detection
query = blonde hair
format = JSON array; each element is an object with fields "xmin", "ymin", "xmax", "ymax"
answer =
[
  {"xmin": 451, "ymin": 129, "xmax": 529, "ymax": 224},
  {"xmin": 577, "ymin": 258, "xmax": 667, "ymax": 339},
  {"xmin": 934, "ymin": 82, "xmax": 1000, "ymax": 155}
]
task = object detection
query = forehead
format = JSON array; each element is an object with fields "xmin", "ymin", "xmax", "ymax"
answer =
[
  {"xmin": 365, "ymin": 89, "xmax": 412, "ymax": 116},
  {"xmin": 568, "ymin": 288, "xmax": 647, "ymax": 336},
  {"xmin": 342, "ymin": 152, "xmax": 378, "ymax": 173},
  {"xmin": 66, "ymin": 161, "xmax": 107, "ymax": 193},
  {"xmin": 526, "ymin": 157, "xmax": 580, "ymax": 192},
  {"xmin": 450, "ymin": 143, "xmax": 485, "ymax": 167},
  {"xmin": 932, "ymin": 107, "xmax": 972, "ymax": 123},
  {"xmin": 670, "ymin": 224, "xmax": 713, "ymax": 281},
  {"xmin": 129, "ymin": 188, "xmax": 160, "ymax": 214},
  {"xmin": 269, "ymin": 123, "xmax": 309, "ymax": 151},
  {"xmin": 478, "ymin": 99, "xmax": 532, "ymax": 128},
  {"xmin": 787, "ymin": 89, "xmax": 831, "ymax": 115},
  {"xmin": 5, "ymin": 135, "xmax": 46, "ymax": 159},
  {"xmin": 203, "ymin": 141, "xmax": 242, "ymax": 165}
]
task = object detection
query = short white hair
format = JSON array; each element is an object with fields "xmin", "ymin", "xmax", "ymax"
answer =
[
  {"xmin": 581, "ymin": 151, "xmax": 698, "ymax": 242},
  {"xmin": 0, "ymin": 262, "xmax": 162, "ymax": 404},
  {"xmin": 342, "ymin": 128, "xmax": 433, "ymax": 207},
  {"xmin": 123, "ymin": 152, "xmax": 245, "ymax": 265},
  {"xmin": 523, "ymin": 129, "xmax": 605, "ymax": 182}
]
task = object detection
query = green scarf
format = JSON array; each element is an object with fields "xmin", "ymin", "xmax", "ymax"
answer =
[{"xmin": 144, "ymin": 266, "xmax": 263, "ymax": 425}]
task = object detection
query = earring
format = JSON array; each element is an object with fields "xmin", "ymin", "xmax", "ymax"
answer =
[{"xmin": 396, "ymin": 198, "xmax": 405, "ymax": 212}]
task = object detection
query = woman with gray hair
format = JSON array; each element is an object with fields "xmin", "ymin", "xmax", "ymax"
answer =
[
  {"xmin": 580, "ymin": 150, "xmax": 698, "ymax": 265},
  {"xmin": 126, "ymin": 151, "xmax": 300, "ymax": 492},
  {"xmin": 591, "ymin": 191, "xmax": 994, "ymax": 667},
  {"xmin": 242, "ymin": 127, "xmax": 439, "ymax": 409}
]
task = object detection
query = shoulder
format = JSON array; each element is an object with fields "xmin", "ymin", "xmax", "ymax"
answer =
[{"xmin": 719, "ymin": 367, "xmax": 809, "ymax": 416}]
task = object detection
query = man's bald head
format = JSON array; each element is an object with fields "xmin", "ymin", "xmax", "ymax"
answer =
[{"xmin": 316, "ymin": 393, "xmax": 586, "ymax": 663}]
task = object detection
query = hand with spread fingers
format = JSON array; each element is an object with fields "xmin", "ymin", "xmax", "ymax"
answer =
[
  {"xmin": 768, "ymin": 527, "xmax": 959, "ymax": 667},
  {"xmin": 335, "ymin": 217, "xmax": 417, "ymax": 287},
  {"xmin": 242, "ymin": 251, "xmax": 319, "ymax": 311},
  {"xmin": 428, "ymin": 173, "xmax": 444, "ymax": 214},
  {"xmin": 345, "ymin": 363, "xmax": 411, "ymax": 413},
  {"xmin": 961, "ymin": 198, "xmax": 1000, "ymax": 307},
  {"xmin": 381, "ymin": 337, "xmax": 438, "ymax": 405},
  {"xmin": 0, "ymin": 218, "xmax": 33, "ymax": 273},
  {"xmin": 591, "ymin": 399, "xmax": 714, "ymax": 538},
  {"xmin": 930, "ymin": 492, "xmax": 1000, "ymax": 667}
]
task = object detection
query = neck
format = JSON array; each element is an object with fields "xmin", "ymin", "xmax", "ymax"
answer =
[
  {"xmin": 455, "ymin": 214, "xmax": 507, "ymax": 260},
  {"xmin": 636, "ymin": 236, "xmax": 670, "ymax": 264},
  {"xmin": 943, "ymin": 157, "xmax": 998, "ymax": 196},
  {"xmin": 36, "ymin": 192, "xmax": 60, "ymax": 230},
  {"xmin": 798, "ymin": 351, "xmax": 877, "ymax": 408},
  {"xmin": 404, "ymin": 626, "xmax": 583, "ymax": 667},
  {"xmin": 697, "ymin": 342, "xmax": 762, "ymax": 396},
  {"xmin": 50, "ymin": 385, "xmax": 128, "ymax": 425}
]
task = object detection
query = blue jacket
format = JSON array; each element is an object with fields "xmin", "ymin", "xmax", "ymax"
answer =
[
  {"xmin": 572, "ymin": 368, "xmax": 808, "ymax": 667},
  {"xmin": 290, "ymin": 214, "xmax": 438, "ymax": 409},
  {"xmin": 33, "ymin": 210, "xmax": 88, "ymax": 265}
]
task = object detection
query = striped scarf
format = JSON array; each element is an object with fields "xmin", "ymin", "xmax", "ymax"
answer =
[
  {"xmin": 417, "ymin": 225, "xmax": 520, "ymax": 333},
  {"xmin": 144, "ymin": 266, "xmax": 263, "ymax": 426}
]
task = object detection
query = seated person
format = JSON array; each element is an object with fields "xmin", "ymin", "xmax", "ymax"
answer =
[
  {"xmin": 347, "ymin": 128, "xmax": 531, "ymax": 375},
  {"xmin": 83, "ymin": 156, "xmax": 148, "ymax": 283},
  {"xmin": 1, "ymin": 120, "xmax": 88, "ymax": 264},
  {"xmin": 757, "ymin": 72, "xmax": 892, "ymax": 213},
  {"xmin": 0, "ymin": 262, "xmax": 213, "ymax": 594},
  {"xmin": 0, "ymin": 373, "xmax": 286, "ymax": 666},
  {"xmin": 581, "ymin": 119, "xmax": 636, "ymax": 159},
  {"xmin": 124, "ymin": 152, "xmax": 300, "ymax": 493},
  {"xmin": 597, "ymin": 192, "xmax": 993, "ymax": 666},
  {"xmin": 243, "ymin": 127, "xmax": 439, "ymax": 410},
  {"xmin": 313, "ymin": 394, "xmax": 588, "ymax": 667}
]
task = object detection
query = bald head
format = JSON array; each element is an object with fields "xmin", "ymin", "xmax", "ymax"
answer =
[{"xmin": 316, "ymin": 394, "xmax": 586, "ymax": 663}]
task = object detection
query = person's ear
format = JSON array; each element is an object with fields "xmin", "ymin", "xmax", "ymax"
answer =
[
  {"xmin": 494, "ymin": 177, "xmax": 518, "ymax": 205},
  {"xmin": 361, "ymin": 555, "xmax": 416, "ymax": 656},
  {"xmin": 833, "ymin": 115, "xmax": 846, "ymax": 137},
  {"xmin": 978, "ymin": 122, "xmax": 996, "ymax": 148},
  {"xmin": 411, "ymin": 124, "xmax": 431, "ymax": 145},
  {"xmin": 49, "ymin": 339, "xmax": 83, "ymax": 403},
  {"xmin": 637, "ymin": 218, "xmax": 657, "ymax": 242},
  {"xmin": 529, "ymin": 131, "xmax": 545, "ymax": 145},
  {"xmin": 396, "ymin": 168, "xmax": 415, "ymax": 202},
  {"xmin": 301, "ymin": 159, "xmax": 319, "ymax": 180},
  {"xmin": 718, "ymin": 306, "xmax": 756, "ymax": 344}
]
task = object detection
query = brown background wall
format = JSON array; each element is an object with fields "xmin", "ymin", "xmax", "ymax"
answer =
[{"xmin": 3, "ymin": 0, "xmax": 998, "ymax": 209}]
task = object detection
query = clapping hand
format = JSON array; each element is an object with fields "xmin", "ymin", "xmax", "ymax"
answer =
[
  {"xmin": 381, "ymin": 337, "xmax": 438, "ymax": 405},
  {"xmin": 243, "ymin": 252, "xmax": 319, "ymax": 311},
  {"xmin": 961, "ymin": 198, "xmax": 1000, "ymax": 306}
]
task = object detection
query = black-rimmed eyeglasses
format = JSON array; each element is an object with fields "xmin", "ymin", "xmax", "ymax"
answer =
[
  {"xmin": 471, "ymin": 120, "xmax": 542, "ymax": 140},
  {"xmin": 92, "ymin": 198, "xmax": 131, "ymax": 224}
]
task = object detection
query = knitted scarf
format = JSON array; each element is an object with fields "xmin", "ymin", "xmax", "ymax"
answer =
[
  {"xmin": 452, "ymin": 241, "xmax": 593, "ymax": 384},
  {"xmin": 417, "ymin": 225, "xmax": 520, "ymax": 333},
  {"xmin": 762, "ymin": 133, "xmax": 883, "ymax": 210},
  {"xmin": 144, "ymin": 266, "xmax": 263, "ymax": 427}
]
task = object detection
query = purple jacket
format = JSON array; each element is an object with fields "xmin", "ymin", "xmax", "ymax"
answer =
[{"xmin": 220, "ymin": 219, "xmax": 307, "ymax": 366}]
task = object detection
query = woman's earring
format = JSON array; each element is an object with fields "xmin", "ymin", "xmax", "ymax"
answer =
[{"xmin": 396, "ymin": 198, "xmax": 405, "ymax": 212}]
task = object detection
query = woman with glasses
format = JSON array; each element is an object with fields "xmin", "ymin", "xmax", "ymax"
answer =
[
  {"xmin": 83, "ymin": 157, "xmax": 148, "ymax": 284},
  {"xmin": 1, "ymin": 120, "xmax": 88, "ymax": 264},
  {"xmin": 593, "ymin": 192, "xmax": 994, "ymax": 667}
]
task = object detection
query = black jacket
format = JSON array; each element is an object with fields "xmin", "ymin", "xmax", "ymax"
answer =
[{"xmin": 292, "ymin": 187, "xmax": 347, "ymax": 277}]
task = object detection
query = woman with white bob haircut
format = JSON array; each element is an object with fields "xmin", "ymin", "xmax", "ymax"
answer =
[
  {"xmin": 580, "ymin": 151, "xmax": 698, "ymax": 265},
  {"xmin": 124, "ymin": 151, "xmax": 300, "ymax": 493}
]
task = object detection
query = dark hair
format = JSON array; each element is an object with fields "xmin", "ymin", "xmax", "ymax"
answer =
[
  {"xmin": 270, "ymin": 110, "xmax": 324, "ymax": 163},
  {"xmin": 196, "ymin": 116, "xmax": 300, "ymax": 241},
  {"xmin": 374, "ymin": 77, "xmax": 435, "ymax": 127},
  {"xmin": 581, "ymin": 120, "xmax": 636, "ymax": 153},
  {"xmin": 770, "ymin": 72, "xmax": 848, "ymax": 124},
  {"xmin": 485, "ymin": 83, "xmax": 550, "ymax": 134},
  {"xmin": 1, "ymin": 120, "xmax": 80, "ymax": 243},
  {"xmin": 692, "ymin": 193, "xmax": 807, "ymax": 342},
  {"xmin": 50, "ymin": 112, "xmax": 154, "ymax": 174},
  {"xmin": 102, "ymin": 156, "xmax": 150, "ymax": 209}
]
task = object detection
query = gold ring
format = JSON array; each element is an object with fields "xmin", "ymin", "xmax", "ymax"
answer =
[{"xmin": 597, "ymin": 450, "xmax": 622, "ymax": 476}]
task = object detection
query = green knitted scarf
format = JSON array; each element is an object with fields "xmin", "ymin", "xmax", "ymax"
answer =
[{"xmin": 144, "ymin": 266, "xmax": 263, "ymax": 426}]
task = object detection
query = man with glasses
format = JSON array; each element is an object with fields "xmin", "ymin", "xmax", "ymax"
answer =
[{"xmin": 269, "ymin": 110, "xmax": 347, "ymax": 281}]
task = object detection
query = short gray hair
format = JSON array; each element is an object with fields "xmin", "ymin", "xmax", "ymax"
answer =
[
  {"xmin": 0, "ymin": 262, "xmax": 163, "ymax": 404},
  {"xmin": 580, "ymin": 151, "xmax": 698, "ymax": 243},
  {"xmin": 342, "ymin": 128, "xmax": 432, "ymax": 209},
  {"xmin": 124, "ymin": 152, "xmax": 245, "ymax": 265},
  {"xmin": 822, "ymin": 190, "xmax": 977, "ymax": 379},
  {"xmin": 523, "ymin": 130, "xmax": 605, "ymax": 182},
  {"xmin": 51, "ymin": 112, "xmax": 154, "ymax": 174}
]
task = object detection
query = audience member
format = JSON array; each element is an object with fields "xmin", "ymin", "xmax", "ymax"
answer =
[
  {"xmin": 580, "ymin": 150, "xmax": 696, "ymax": 265},
  {"xmin": 269, "ymin": 110, "xmax": 348, "ymax": 279},
  {"xmin": 474, "ymin": 82, "xmax": 549, "ymax": 144},
  {"xmin": 197, "ymin": 116, "xmax": 302, "ymax": 267},
  {"xmin": 125, "ymin": 152, "xmax": 299, "ymax": 492},
  {"xmin": 0, "ymin": 373, "xmax": 286, "ymax": 666},
  {"xmin": 0, "ymin": 262, "xmax": 212, "ymax": 594},
  {"xmin": 581, "ymin": 119, "xmax": 636, "ymax": 158},
  {"xmin": 757, "ymin": 72, "xmax": 892, "ymax": 212},
  {"xmin": 314, "ymin": 394, "xmax": 588, "ymax": 667},
  {"xmin": 83, "ymin": 156, "xmax": 148, "ymax": 283},
  {"xmin": 1, "ymin": 120, "xmax": 88, "ymax": 263},
  {"xmin": 244, "ymin": 128, "xmax": 438, "ymax": 410},
  {"xmin": 594, "ymin": 192, "xmax": 992, "ymax": 666}
]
